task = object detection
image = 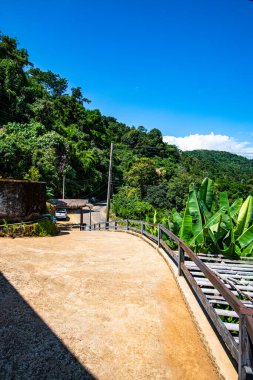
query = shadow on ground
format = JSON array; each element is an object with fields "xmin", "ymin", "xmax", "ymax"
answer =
[{"xmin": 0, "ymin": 272, "xmax": 96, "ymax": 379}]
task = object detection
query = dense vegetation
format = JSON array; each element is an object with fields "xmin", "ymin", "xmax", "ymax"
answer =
[
  {"xmin": 0, "ymin": 33, "xmax": 253, "ymax": 248},
  {"xmin": 0, "ymin": 217, "xmax": 58, "ymax": 237}
]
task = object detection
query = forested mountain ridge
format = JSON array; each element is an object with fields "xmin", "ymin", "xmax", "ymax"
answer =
[
  {"xmin": 184, "ymin": 150, "xmax": 253, "ymax": 200},
  {"xmin": 0, "ymin": 34, "xmax": 252, "ymax": 214}
]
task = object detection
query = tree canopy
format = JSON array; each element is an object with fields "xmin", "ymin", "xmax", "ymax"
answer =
[{"xmin": 0, "ymin": 33, "xmax": 252, "ymax": 211}]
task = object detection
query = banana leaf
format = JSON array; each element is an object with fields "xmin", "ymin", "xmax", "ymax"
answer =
[
  {"xmin": 219, "ymin": 192, "xmax": 233, "ymax": 230},
  {"xmin": 198, "ymin": 199, "xmax": 212, "ymax": 224},
  {"xmin": 230, "ymin": 198, "xmax": 243, "ymax": 223},
  {"xmin": 172, "ymin": 209, "xmax": 182, "ymax": 226},
  {"xmin": 219, "ymin": 191, "xmax": 230, "ymax": 210},
  {"xmin": 234, "ymin": 196, "xmax": 253, "ymax": 238},
  {"xmin": 242, "ymin": 241, "xmax": 253, "ymax": 256},
  {"xmin": 198, "ymin": 177, "xmax": 214, "ymax": 211},
  {"xmin": 179, "ymin": 198, "xmax": 193, "ymax": 244},
  {"xmin": 237, "ymin": 224, "xmax": 253, "ymax": 249},
  {"xmin": 189, "ymin": 206, "xmax": 226, "ymax": 247},
  {"xmin": 188, "ymin": 186, "xmax": 204, "ymax": 244},
  {"xmin": 221, "ymin": 241, "xmax": 238, "ymax": 258},
  {"xmin": 207, "ymin": 228, "xmax": 221, "ymax": 254}
]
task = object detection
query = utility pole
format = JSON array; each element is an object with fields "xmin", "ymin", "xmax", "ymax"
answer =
[
  {"xmin": 62, "ymin": 174, "xmax": 65, "ymax": 199},
  {"xmin": 106, "ymin": 143, "xmax": 113, "ymax": 222}
]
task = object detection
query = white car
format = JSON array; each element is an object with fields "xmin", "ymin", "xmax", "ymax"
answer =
[{"xmin": 55, "ymin": 208, "xmax": 68, "ymax": 220}]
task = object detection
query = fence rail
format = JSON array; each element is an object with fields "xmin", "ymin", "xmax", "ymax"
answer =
[{"xmin": 80, "ymin": 219, "xmax": 253, "ymax": 380}]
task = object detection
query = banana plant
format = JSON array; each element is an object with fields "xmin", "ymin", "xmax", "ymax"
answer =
[
  {"xmin": 178, "ymin": 177, "xmax": 253, "ymax": 258},
  {"xmin": 179, "ymin": 179, "xmax": 213, "ymax": 247}
]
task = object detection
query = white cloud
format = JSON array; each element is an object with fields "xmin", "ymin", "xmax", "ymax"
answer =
[{"xmin": 163, "ymin": 132, "xmax": 253, "ymax": 158}]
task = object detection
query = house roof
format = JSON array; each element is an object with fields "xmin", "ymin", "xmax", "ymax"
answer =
[{"xmin": 48, "ymin": 199, "xmax": 89, "ymax": 209}]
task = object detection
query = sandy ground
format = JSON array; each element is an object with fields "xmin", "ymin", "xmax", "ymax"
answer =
[{"xmin": 0, "ymin": 231, "xmax": 219, "ymax": 380}]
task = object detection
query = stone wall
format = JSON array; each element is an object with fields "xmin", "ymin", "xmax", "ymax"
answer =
[{"xmin": 0, "ymin": 179, "xmax": 46, "ymax": 222}]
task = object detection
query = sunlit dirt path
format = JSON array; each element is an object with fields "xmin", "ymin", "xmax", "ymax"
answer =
[{"xmin": 0, "ymin": 231, "xmax": 219, "ymax": 379}]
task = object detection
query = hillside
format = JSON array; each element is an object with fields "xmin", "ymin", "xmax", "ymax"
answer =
[
  {"xmin": 183, "ymin": 150, "xmax": 253, "ymax": 200},
  {"xmin": 0, "ymin": 34, "xmax": 252, "ymax": 215}
]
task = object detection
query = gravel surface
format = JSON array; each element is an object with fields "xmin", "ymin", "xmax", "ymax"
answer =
[{"xmin": 0, "ymin": 231, "xmax": 219, "ymax": 379}]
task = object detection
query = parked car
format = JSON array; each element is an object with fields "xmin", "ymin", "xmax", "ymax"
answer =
[{"xmin": 55, "ymin": 208, "xmax": 68, "ymax": 220}]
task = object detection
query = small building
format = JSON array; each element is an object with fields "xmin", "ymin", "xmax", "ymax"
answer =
[
  {"xmin": 0, "ymin": 179, "xmax": 46, "ymax": 222},
  {"xmin": 48, "ymin": 199, "xmax": 91, "ymax": 225}
]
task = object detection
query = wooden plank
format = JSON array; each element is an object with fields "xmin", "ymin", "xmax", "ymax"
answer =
[
  {"xmin": 209, "ymin": 300, "xmax": 232, "ymax": 306},
  {"xmin": 187, "ymin": 266, "xmax": 253, "ymax": 277},
  {"xmin": 209, "ymin": 298, "xmax": 253, "ymax": 308},
  {"xmin": 239, "ymin": 314, "xmax": 253, "ymax": 380},
  {"xmin": 190, "ymin": 272, "xmax": 253, "ymax": 282},
  {"xmin": 178, "ymin": 246, "xmax": 184, "ymax": 276},
  {"xmin": 186, "ymin": 263, "xmax": 253, "ymax": 272},
  {"xmin": 224, "ymin": 323, "xmax": 240, "ymax": 332},
  {"xmin": 215, "ymin": 309, "xmax": 239, "ymax": 318},
  {"xmin": 181, "ymin": 263, "xmax": 239, "ymax": 361},
  {"xmin": 202, "ymin": 288, "xmax": 221, "ymax": 295},
  {"xmin": 185, "ymin": 261, "xmax": 253, "ymax": 269},
  {"xmin": 195, "ymin": 279, "xmax": 253, "ymax": 292},
  {"xmin": 201, "ymin": 288, "xmax": 240, "ymax": 296},
  {"xmin": 197, "ymin": 256, "xmax": 253, "ymax": 265}
]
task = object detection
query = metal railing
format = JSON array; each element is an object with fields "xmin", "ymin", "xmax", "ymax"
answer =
[{"xmin": 81, "ymin": 219, "xmax": 253, "ymax": 380}]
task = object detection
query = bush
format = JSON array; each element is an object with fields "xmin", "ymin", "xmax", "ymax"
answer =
[
  {"xmin": 0, "ymin": 218, "xmax": 58, "ymax": 237},
  {"xmin": 32, "ymin": 218, "xmax": 58, "ymax": 236}
]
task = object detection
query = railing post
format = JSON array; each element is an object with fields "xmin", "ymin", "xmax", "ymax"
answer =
[
  {"xmin": 141, "ymin": 222, "xmax": 144, "ymax": 234},
  {"xmin": 98, "ymin": 223, "xmax": 100, "ymax": 230},
  {"xmin": 239, "ymin": 314, "xmax": 253, "ymax": 380},
  {"xmin": 178, "ymin": 245, "xmax": 184, "ymax": 276},
  {"xmin": 127, "ymin": 219, "xmax": 129, "ymax": 230},
  {"xmin": 158, "ymin": 224, "xmax": 161, "ymax": 248},
  {"xmin": 89, "ymin": 224, "xmax": 91, "ymax": 231},
  {"xmin": 80, "ymin": 208, "xmax": 83, "ymax": 227},
  {"xmin": 115, "ymin": 221, "xmax": 118, "ymax": 230}
]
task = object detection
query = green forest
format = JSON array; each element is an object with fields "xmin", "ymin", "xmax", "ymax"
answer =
[{"xmin": 1, "ymin": 34, "xmax": 253, "ymax": 255}]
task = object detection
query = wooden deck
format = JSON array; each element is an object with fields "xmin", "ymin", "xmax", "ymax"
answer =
[{"xmin": 185, "ymin": 254, "xmax": 253, "ymax": 346}]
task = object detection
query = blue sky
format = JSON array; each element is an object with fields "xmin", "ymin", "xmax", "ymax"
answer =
[{"xmin": 1, "ymin": 0, "xmax": 253, "ymax": 156}]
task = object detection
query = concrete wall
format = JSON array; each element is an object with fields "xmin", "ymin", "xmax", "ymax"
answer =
[{"xmin": 0, "ymin": 179, "xmax": 46, "ymax": 222}]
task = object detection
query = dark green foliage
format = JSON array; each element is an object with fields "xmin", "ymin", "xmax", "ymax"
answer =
[
  {"xmin": 0, "ymin": 33, "xmax": 252, "ymax": 215},
  {"xmin": 124, "ymin": 158, "xmax": 160, "ymax": 199},
  {"xmin": 184, "ymin": 150, "xmax": 253, "ymax": 200},
  {"xmin": 144, "ymin": 184, "xmax": 169, "ymax": 209},
  {"xmin": 111, "ymin": 187, "xmax": 153, "ymax": 219}
]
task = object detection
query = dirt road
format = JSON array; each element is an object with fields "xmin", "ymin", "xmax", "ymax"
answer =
[{"xmin": 0, "ymin": 231, "xmax": 219, "ymax": 379}]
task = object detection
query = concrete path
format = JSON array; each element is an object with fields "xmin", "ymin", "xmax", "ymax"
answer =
[
  {"xmin": 60, "ymin": 202, "xmax": 106, "ymax": 226},
  {"xmin": 0, "ymin": 231, "xmax": 219, "ymax": 379}
]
